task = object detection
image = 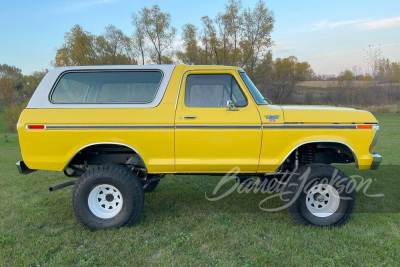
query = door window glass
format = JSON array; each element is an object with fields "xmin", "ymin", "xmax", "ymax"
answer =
[{"xmin": 184, "ymin": 74, "xmax": 247, "ymax": 108}]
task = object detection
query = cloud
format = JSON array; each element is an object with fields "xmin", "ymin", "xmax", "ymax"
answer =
[
  {"xmin": 312, "ymin": 19, "xmax": 364, "ymax": 31},
  {"xmin": 361, "ymin": 16, "xmax": 400, "ymax": 30},
  {"xmin": 312, "ymin": 16, "xmax": 400, "ymax": 31}
]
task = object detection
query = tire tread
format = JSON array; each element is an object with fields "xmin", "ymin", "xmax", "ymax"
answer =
[
  {"xmin": 285, "ymin": 163, "xmax": 356, "ymax": 227},
  {"xmin": 71, "ymin": 164, "xmax": 144, "ymax": 230}
]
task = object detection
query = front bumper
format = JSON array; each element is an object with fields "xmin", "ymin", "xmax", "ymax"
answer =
[
  {"xmin": 370, "ymin": 154, "xmax": 382, "ymax": 170},
  {"xmin": 16, "ymin": 161, "xmax": 36, "ymax": 175}
]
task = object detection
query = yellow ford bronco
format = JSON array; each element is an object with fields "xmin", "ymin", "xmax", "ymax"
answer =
[{"xmin": 16, "ymin": 65, "xmax": 381, "ymax": 229}]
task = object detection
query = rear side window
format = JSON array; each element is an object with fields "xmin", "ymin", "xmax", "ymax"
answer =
[
  {"xmin": 185, "ymin": 74, "xmax": 247, "ymax": 108},
  {"xmin": 51, "ymin": 71, "xmax": 163, "ymax": 104}
]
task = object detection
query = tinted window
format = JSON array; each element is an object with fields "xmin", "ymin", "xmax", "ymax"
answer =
[
  {"xmin": 51, "ymin": 71, "xmax": 162, "ymax": 104},
  {"xmin": 51, "ymin": 77, "xmax": 90, "ymax": 103},
  {"xmin": 185, "ymin": 74, "xmax": 247, "ymax": 108}
]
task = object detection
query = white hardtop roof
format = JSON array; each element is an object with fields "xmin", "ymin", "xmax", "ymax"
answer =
[
  {"xmin": 52, "ymin": 64, "xmax": 177, "ymax": 71},
  {"xmin": 27, "ymin": 65, "xmax": 176, "ymax": 109}
]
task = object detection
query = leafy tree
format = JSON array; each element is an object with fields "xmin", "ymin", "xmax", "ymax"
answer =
[
  {"xmin": 132, "ymin": 5, "xmax": 176, "ymax": 64},
  {"xmin": 257, "ymin": 55, "xmax": 313, "ymax": 103},
  {"xmin": 54, "ymin": 24, "xmax": 136, "ymax": 67},
  {"xmin": 375, "ymin": 58, "xmax": 400, "ymax": 84},
  {"xmin": 0, "ymin": 64, "xmax": 23, "ymax": 81},
  {"xmin": 177, "ymin": 24, "xmax": 201, "ymax": 64},
  {"xmin": 0, "ymin": 64, "xmax": 23, "ymax": 107},
  {"xmin": 215, "ymin": 6, "xmax": 231, "ymax": 65},
  {"xmin": 337, "ymin": 69, "xmax": 356, "ymax": 91},
  {"xmin": 132, "ymin": 14, "xmax": 146, "ymax": 65},
  {"xmin": 179, "ymin": 0, "xmax": 274, "ymax": 78},
  {"xmin": 388, "ymin": 61, "xmax": 400, "ymax": 83},
  {"xmin": 96, "ymin": 25, "xmax": 134, "ymax": 65},
  {"xmin": 54, "ymin": 25, "xmax": 98, "ymax": 66},
  {"xmin": 338, "ymin": 69, "xmax": 355, "ymax": 81},
  {"xmin": 160, "ymin": 55, "xmax": 174, "ymax": 64},
  {"xmin": 0, "ymin": 77, "xmax": 16, "ymax": 107},
  {"xmin": 223, "ymin": 0, "xmax": 242, "ymax": 65},
  {"xmin": 200, "ymin": 16, "xmax": 219, "ymax": 64},
  {"xmin": 1, "ymin": 101, "xmax": 28, "ymax": 132},
  {"xmin": 361, "ymin": 73, "xmax": 373, "ymax": 82},
  {"xmin": 240, "ymin": 0, "xmax": 274, "ymax": 76},
  {"xmin": 21, "ymin": 70, "xmax": 48, "ymax": 97}
]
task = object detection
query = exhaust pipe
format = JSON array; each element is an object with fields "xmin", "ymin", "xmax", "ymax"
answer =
[{"xmin": 49, "ymin": 180, "xmax": 77, "ymax": 192}]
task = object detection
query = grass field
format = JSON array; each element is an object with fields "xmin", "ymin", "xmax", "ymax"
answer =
[{"xmin": 0, "ymin": 114, "xmax": 399, "ymax": 266}]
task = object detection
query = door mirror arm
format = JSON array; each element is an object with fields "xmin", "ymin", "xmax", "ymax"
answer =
[{"xmin": 226, "ymin": 100, "xmax": 239, "ymax": 111}]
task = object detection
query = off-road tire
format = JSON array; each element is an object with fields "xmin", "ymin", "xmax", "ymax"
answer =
[
  {"xmin": 283, "ymin": 163, "xmax": 356, "ymax": 226},
  {"xmin": 71, "ymin": 164, "xmax": 144, "ymax": 230}
]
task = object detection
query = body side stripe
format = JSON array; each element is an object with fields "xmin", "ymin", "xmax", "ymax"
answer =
[{"xmin": 28, "ymin": 124, "xmax": 378, "ymax": 130}]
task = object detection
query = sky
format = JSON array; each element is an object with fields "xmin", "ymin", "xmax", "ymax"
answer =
[{"xmin": 0, "ymin": 0, "xmax": 400, "ymax": 75}]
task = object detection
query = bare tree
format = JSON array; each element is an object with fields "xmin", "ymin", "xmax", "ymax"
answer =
[{"xmin": 363, "ymin": 44, "xmax": 382, "ymax": 81}]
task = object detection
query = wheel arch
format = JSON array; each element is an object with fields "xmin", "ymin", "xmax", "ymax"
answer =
[
  {"xmin": 277, "ymin": 140, "xmax": 358, "ymax": 171},
  {"xmin": 63, "ymin": 142, "xmax": 147, "ymax": 171}
]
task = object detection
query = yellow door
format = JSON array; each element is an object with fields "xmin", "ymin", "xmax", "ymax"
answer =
[{"xmin": 175, "ymin": 70, "xmax": 262, "ymax": 173}]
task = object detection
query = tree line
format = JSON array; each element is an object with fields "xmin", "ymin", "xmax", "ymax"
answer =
[
  {"xmin": 0, "ymin": 64, "xmax": 47, "ymax": 131},
  {"xmin": 52, "ymin": 0, "xmax": 313, "ymax": 104},
  {"xmin": 293, "ymin": 45, "xmax": 400, "ymax": 111}
]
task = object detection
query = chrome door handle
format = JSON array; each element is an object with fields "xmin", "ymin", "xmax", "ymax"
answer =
[{"xmin": 184, "ymin": 115, "xmax": 196, "ymax": 119}]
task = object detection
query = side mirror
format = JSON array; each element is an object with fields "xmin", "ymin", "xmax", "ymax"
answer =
[{"xmin": 226, "ymin": 100, "xmax": 239, "ymax": 111}]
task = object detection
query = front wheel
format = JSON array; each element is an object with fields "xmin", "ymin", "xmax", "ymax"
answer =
[
  {"xmin": 71, "ymin": 164, "xmax": 144, "ymax": 230},
  {"xmin": 283, "ymin": 163, "xmax": 356, "ymax": 226}
]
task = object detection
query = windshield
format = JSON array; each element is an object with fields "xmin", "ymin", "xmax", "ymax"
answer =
[{"xmin": 239, "ymin": 72, "xmax": 269, "ymax": 105}]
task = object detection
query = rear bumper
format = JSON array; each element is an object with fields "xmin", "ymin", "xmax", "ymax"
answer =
[
  {"xmin": 16, "ymin": 161, "xmax": 36, "ymax": 175},
  {"xmin": 370, "ymin": 154, "xmax": 382, "ymax": 170}
]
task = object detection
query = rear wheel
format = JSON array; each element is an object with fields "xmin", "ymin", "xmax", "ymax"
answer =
[
  {"xmin": 71, "ymin": 164, "xmax": 144, "ymax": 230},
  {"xmin": 283, "ymin": 163, "xmax": 356, "ymax": 226}
]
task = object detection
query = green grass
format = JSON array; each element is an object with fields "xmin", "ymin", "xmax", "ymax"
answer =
[{"xmin": 0, "ymin": 114, "xmax": 399, "ymax": 266}]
